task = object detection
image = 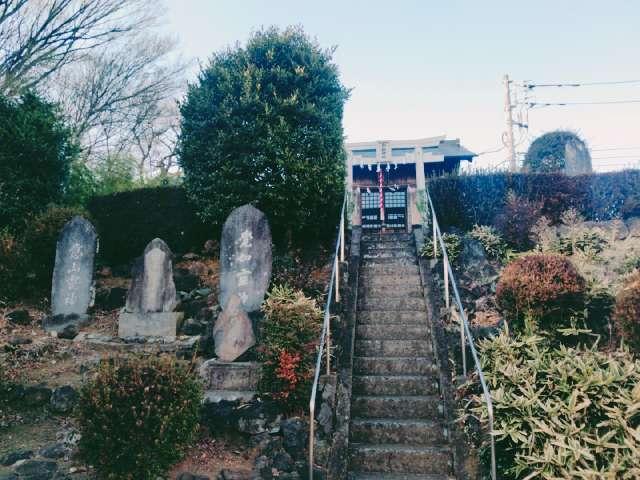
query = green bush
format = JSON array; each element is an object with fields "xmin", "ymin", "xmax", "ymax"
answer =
[
  {"xmin": 77, "ymin": 356, "xmax": 202, "ymax": 480},
  {"xmin": 0, "ymin": 228, "xmax": 25, "ymax": 300},
  {"xmin": 179, "ymin": 26, "xmax": 348, "ymax": 247},
  {"xmin": 614, "ymin": 271, "xmax": 640, "ymax": 354},
  {"xmin": 426, "ymin": 170, "xmax": 640, "ymax": 231},
  {"xmin": 88, "ymin": 187, "xmax": 208, "ymax": 265},
  {"xmin": 469, "ymin": 225, "xmax": 508, "ymax": 262},
  {"xmin": 465, "ymin": 330, "xmax": 640, "ymax": 479},
  {"xmin": 419, "ymin": 232, "xmax": 462, "ymax": 263},
  {"xmin": 496, "ymin": 254, "xmax": 587, "ymax": 332},
  {"xmin": 524, "ymin": 130, "xmax": 591, "ymax": 174},
  {"xmin": 259, "ymin": 285, "xmax": 322, "ymax": 410},
  {"xmin": 0, "ymin": 92, "xmax": 78, "ymax": 232}
]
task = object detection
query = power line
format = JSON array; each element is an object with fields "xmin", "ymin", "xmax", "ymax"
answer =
[
  {"xmin": 528, "ymin": 99, "xmax": 640, "ymax": 107},
  {"xmin": 524, "ymin": 79, "xmax": 640, "ymax": 89},
  {"xmin": 592, "ymin": 146, "xmax": 640, "ymax": 151}
]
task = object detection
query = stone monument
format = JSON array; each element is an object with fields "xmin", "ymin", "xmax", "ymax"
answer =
[
  {"xmin": 212, "ymin": 204, "xmax": 272, "ymax": 362},
  {"xmin": 44, "ymin": 217, "xmax": 98, "ymax": 333},
  {"xmin": 118, "ymin": 238, "xmax": 183, "ymax": 339}
]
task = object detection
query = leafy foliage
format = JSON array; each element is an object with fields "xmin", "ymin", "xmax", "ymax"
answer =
[
  {"xmin": 524, "ymin": 130, "xmax": 591, "ymax": 173},
  {"xmin": 0, "ymin": 228, "xmax": 24, "ymax": 300},
  {"xmin": 77, "ymin": 356, "xmax": 202, "ymax": 480},
  {"xmin": 427, "ymin": 170, "xmax": 640, "ymax": 231},
  {"xmin": 469, "ymin": 225, "xmax": 508, "ymax": 262},
  {"xmin": 179, "ymin": 26, "xmax": 348, "ymax": 246},
  {"xmin": 259, "ymin": 285, "xmax": 322, "ymax": 410},
  {"xmin": 0, "ymin": 92, "xmax": 78, "ymax": 232},
  {"xmin": 88, "ymin": 186, "xmax": 208, "ymax": 265},
  {"xmin": 614, "ymin": 271, "xmax": 640, "ymax": 354},
  {"xmin": 465, "ymin": 331, "xmax": 640, "ymax": 479},
  {"xmin": 495, "ymin": 191, "xmax": 543, "ymax": 249},
  {"xmin": 419, "ymin": 232, "xmax": 462, "ymax": 263},
  {"xmin": 496, "ymin": 254, "xmax": 587, "ymax": 332}
]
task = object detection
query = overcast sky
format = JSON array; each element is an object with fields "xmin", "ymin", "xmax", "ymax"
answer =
[{"xmin": 164, "ymin": 0, "xmax": 640, "ymax": 171}]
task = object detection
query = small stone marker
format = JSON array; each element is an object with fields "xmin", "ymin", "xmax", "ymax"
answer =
[
  {"xmin": 45, "ymin": 216, "xmax": 97, "ymax": 333},
  {"xmin": 219, "ymin": 204, "xmax": 272, "ymax": 313},
  {"xmin": 118, "ymin": 238, "xmax": 183, "ymax": 339},
  {"xmin": 212, "ymin": 294, "xmax": 256, "ymax": 361}
]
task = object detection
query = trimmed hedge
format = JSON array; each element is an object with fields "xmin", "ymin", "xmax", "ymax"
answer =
[
  {"xmin": 427, "ymin": 170, "xmax": 640, "ymax": 230},
  {"xmin": 88, "ymin": 187, "xmax": 209, "ymax": 265}
]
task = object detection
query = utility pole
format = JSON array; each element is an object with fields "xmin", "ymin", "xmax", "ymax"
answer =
[{"xmin": 503, "ymin": 74, "xmax": 517, "ymax": 172}]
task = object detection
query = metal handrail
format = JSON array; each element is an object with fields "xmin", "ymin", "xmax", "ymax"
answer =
[
  {"xmin": 425, "ymin": 189, "xmax": 497, "ymax": 480},
  {"xmin": 308, "ymin": 192, "xmax": 347, "ymax": 480}
]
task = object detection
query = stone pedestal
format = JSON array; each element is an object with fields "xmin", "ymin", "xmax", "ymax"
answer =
[
  {"xmin": 118, "ymin": 312, "xmax": 184, "ymax": 340},
  {"xmin": 199, "ymin": 358, "xmax": 262, "ymax": 403}
]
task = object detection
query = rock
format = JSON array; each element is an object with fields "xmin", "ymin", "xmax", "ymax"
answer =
[
  {"xmin": 199, "ymin": 360, "xmax": 262, "ymax": 391},
  {"xmin": 8, "ymin": 336, "xmax": 32, "ymax": 346},
  {"xmin": 38, "ymin": 443, "xmax": 67, "ymax": 459},
  {"xmin": 94, "ymin": 287, "xmax": 127, "ymax": 311},
  {"xmin": 23, "ymin": 385, "xmax": 52, "ymax": 407},
  {"xmin": 281, "ymin": 417, "xmax": 307, "ymax": 458},
  {"xmin": 254, "ymin": 455, "xmax": 272, "ymax": 479},
  {"xmin": 0, "ymin": 473, "xmax": 18, "ymax": 480},
  {"xmin": 1, "ymin": 449, "xmax": 33, "ymax": 466},
  {"xmin": 14, "ymin": 460, "xmax": 58, "ymax": 480},
  {"xmin": 6, "ymin": 309, "xmax": 32, "ymax": 325},
  {"xmin": 203, "ymin": 239, "xmax": 217, "ymax": 255},
  {"xmin": 96, "ymin": 266, "xmax": 112, "ymax": 277},
  {"xmin": 212, "ymin": 295, "xmax": 256, "ymax": 362},
  {"xmin": 317, "ymin": 402, "xmax": 333, "ymax": 435},
  {"xmin": 58, "ymin": 324, "xmax": 78, "ymax": 340},
  {"xmin": 181, "ymin": 318, "xmax": 207, "ymax": 336},
  {"xmin": 50, "ymin": 386, "xmax": 78, "ymax": 413},
  {"xmin": 48, "ymin": 216, "xmax": 98, "ymax": 333},
  {"xmin": 272, "ymin": 451, "xmax": 294, "ymax": 473},
  {"xmin": 176, "ymin": 472, "xmax": 210, "ymax": 480},
  {"xmin": 182, "ymin": 252, "xmax": 200, "ymax": 261},
  {"xmin": 219, "ymin": 204, "xmax": 272, "ymax": 313},
  {"xmin": 218, "ymin": 470, "xmax": 253, "ymax": 480},
  {"xmin": 43, "ymin": 313, "xmax": 89, "ymax": 334},
  {"xmin": 118, "ymin": 238, "xmax": 183, "ymax": 339}
]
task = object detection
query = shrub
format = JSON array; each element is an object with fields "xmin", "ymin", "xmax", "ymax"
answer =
[
  {"xmin": 77, "ymin": 356, "xmax": 202, "ymax": 480},
  {"xmin": 22, "ymin": 205, "xmax": 89, "ymax": 292},
  {"xmin": 614, "ymin": 271, "xmax": 640, "ymax": 353},
  {"xmin": 495, "ymin": 191, "xmax": 542, "ymax": 249},
  {"xmin": 179, "ymin": 26, "xmax": 348, "ymax": 247},
  {"xmin": 469, "ymin": 225, "xmax": 508, "ymax": 261},
  {"xmin": 272, "ymin": 249, "xmax": 332, "ymax": 300},
  {"xmin": 259, "ymin": 285, "xmax": 322, "ymax": 410},
  {"xmin": 466, "ymin": 330, "xmax": 640, "ymax": 479},
  {"xmin": 419, "ymin": 232, "xmax": 462, "ymax": 263},
  {"xmin": 88, "ymin": 187, "xmax": 208, "ymax": 265},
  {"xmin": 496, "ymin": 254, "xmax": 587, "ymax": 332},
  {"xmin": 0, "ymin": 92, "xmax": 78, "ymax": 232},
  {"xmin": 524, "ymin": 130, "xmax": 591, "ymax": 174},
  {"xmin": 0, "ymin": 229, "xmax": 25, "ymax": 300}
]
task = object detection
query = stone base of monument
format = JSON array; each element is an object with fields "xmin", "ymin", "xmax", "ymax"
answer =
[
  {"xmin": 43, "ymin": 313, "xmax": 91, "ymax": 333},
  {"xmin": 199, "ymin": 359, "xmax": 262, "ymax": 403},
  {"xmin": 118, "ymin": 311, "xmax": 184, "ymax": 340}
]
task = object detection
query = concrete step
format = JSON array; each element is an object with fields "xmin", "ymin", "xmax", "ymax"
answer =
[
  {"xmin": 349, "ymin": 444, "xmax": 453, "ymax": 475},
  {"xmin": 360, "ymin": 264, "xmax": 420, "ymax": 276},
  {"xmin": 362, "ymin": 249, "xmax": 416, "ymax": 261},
  {"xmin": 355, "ymin": 339, "xmax": 432, "ymax": 357},
  {"xmin": 351, "ymin": 395, "xmax": 443, "ymax": 419},
  {"xmin": 363, "ymin": 256, "xmax": 418, "ymax": 266},
  {"xmin": 362, "ymin": 275, "xmax": 422, "ymax": 288},
  {"xmin": 353, "ymin": 375, "xmax": 439, "ymax": 396},
  {"xmin": 349, "ymin": 474, "xmax": 454, "ymax": 480},
  {"xmin": 358, "ymin": 297, "xmax": 426, "ymax": 311},
  {"xmin": 202, "ymin": 390, "xmax": 257, "ymax": 403},
  {"xmin": 356, "ymin": 324, "xmax": 428, "ymax": 340},
  {"xmin": 362, "ymin": 241, "xmax": 414, "ymax": 251},
  {"xmin": 358, "ymin": 284, "xmax": 422, "ymax": 298},
  {"xmin": 362, "ymin": 232, "xmax": 413, "ymax": 242},
  {"xmin": 350, "ymin": 418, "xmax": 447, "ymax": 445},
  {"xmin": 357, "ymin": 311, "xmax": 426, "ymax": 325},
  {"xmin": 354, "ymin": 357, "xmax": 437, "ymax": 376}
]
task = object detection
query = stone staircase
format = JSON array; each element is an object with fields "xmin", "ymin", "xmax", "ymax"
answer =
[{"xmin": 348, "ymin": 232, "xmax": 455, "ymax": 480}]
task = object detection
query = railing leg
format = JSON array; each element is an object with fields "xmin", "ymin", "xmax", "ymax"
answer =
[
  {"xmin": 444, "ymin": 260, "xmax": 450, "ymax": 310},
  {"xmin": 326, "ymin": 324, "xmax": 331, "ymax": 375},
  {"xmin": 340, "ymin": 215, "xmax": 345, "ymax": 262},
  {"xmin": 433, "ymin": 221, "xmax": 438, "ymax": 258},
  {"xmin": 309, "ymin": 413, "xmax": 315, "ymax": 480},
  {"xmin": 335, "ymin": 256, "xmax": 340, "ymax": 303},
  {"xmin": 459, "ymin": 308, "xmax": 467, "ymax": 377}
]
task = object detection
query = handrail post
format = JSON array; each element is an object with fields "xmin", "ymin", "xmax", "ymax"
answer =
[
  {"xmin": 432, "ymin": 219, "xmax": 438, "ymax": 258},
  {"xmin": 340, "ymin": 211, "xmax": 345, "ymax": 262},
  {"xmin": 326, "ymin": 314, "xmax": 331, "ymax": 376},
  {"xmin": 444, "ymin": 260, "xmax": 450, "ymax": 310},
  {"xmin": 335, "ymin": 256, "xmax": 340, "ymax": 303},
  {"xmin": 309, "ymin": 408, "xmax": 315, "ymax": 480}
]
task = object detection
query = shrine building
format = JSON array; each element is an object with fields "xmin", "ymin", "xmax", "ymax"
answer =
[{"xmin": 345, "ymin": 135, "xmax": 476, "ymax": 232}]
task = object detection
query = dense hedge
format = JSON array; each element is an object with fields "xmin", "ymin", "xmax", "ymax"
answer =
[
  {"xmin": 88, "ymin": 187, "xmax": 209, "ymax": 265},
  {"xmin": 427, "ymin": 170, "xmax": 640, "ymax": 230}
]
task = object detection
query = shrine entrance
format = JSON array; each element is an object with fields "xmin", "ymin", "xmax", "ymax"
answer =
[{"xmin": 360, "ymin": 187, "xmax": 407, "ymax": 232}]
